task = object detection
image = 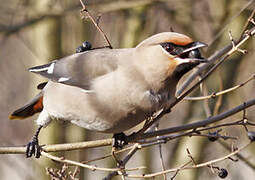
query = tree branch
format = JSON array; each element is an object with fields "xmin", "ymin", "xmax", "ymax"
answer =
[
  {"xmin": 128, "ymin": 98, "xmax": 255, "ymax": 141},
  {"xmin": 0, "ymin": 138, "xmax": 112, "ymax": 154},
  {"xmin": 125, "ymin": 142, "xmax": 252, "ymax": 178}
]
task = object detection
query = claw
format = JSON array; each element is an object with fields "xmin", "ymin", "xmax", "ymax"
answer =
[
  {"xmin": 112, "ymin": 132, "xmax": 128, "ymax": 149},
  {"xmin": 26, "ymin": 125, "xmax": 43, "ymax": 158},
  {"xmin": 26, "ymin": 139, "xmax": 41, "ymax": 158}
]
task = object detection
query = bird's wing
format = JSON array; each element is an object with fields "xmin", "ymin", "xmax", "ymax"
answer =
[{"xmin": 29, "ymin": 48, "xmax": 122, "ymax": 90}]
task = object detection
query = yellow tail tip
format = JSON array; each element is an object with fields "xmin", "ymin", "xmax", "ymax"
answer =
[{"xmin": 9, "ymin": 115, "xmax": 25, "ymax": 120}]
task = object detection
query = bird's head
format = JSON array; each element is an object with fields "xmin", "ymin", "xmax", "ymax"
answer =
[{"xmin": 135, "ymin": 32, "xmax": 207, "ymax": 81}]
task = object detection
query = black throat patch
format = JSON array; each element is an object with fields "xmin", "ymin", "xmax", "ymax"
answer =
[{"xmin": 172, "ymin": 62, "xmax": 199, "ymax": 80}]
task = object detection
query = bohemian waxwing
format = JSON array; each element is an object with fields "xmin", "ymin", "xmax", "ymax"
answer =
[{"xmin": 10, "ymin": 32, "xmax": 207, "ymax": 158}]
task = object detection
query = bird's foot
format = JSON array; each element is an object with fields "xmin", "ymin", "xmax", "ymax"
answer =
[
  {"xmin": 76, "ymin": 41, "xmax": 92, "ymax": 53},
  {"xmin": 26, "ymin": 126, "xmax": 43, "ymax": 158},
  {"xmin": 26, "ymin": 138, "xmax": 41, "ymax": 158},
  {"xmin": 112, "ymin": 132, "xmax": 128, "ymax": 149}
]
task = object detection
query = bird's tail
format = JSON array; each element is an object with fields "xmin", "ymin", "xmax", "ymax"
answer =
[{"xmin": 9, "ymin": 93, "xmax": 44, "ymax": 120}]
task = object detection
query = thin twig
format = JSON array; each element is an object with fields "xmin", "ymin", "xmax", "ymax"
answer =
[
  {"xmin": 156, "ymin": 124, "xmax": 167, "ymax": 180},
  {"xmin": 218, "ymin": 140, "xmax": 255, "ymax": 170},
  {"xmin": 186, "ymin": 149, "xmax": 196, "ymax": 165},
  {"xmin": 170, "ymin": 161, "xmax": 192, "ymax": 180},
  {"xmin": 103, "ymin": 144, "xmax": 142, "ymax": 180},
  {"xmin": 200, "ymin": 78, "xmax": 212, "ymax": 117},
  {"xmin": 213, "ymin": 72, "xmax": 223, "ymax": 115},
  {"xmin": 128, "ymin": 97, "xmax": 255, "ymax": 141},
  {"xmin": 125, "ymin": 142, "xmax": 251, "ymax": 178},
  {"xmin": 139, "ymin": 128, "xmax": 238, "ymax": 145},
  {"xmin": 239, "ymin": 7, "xmax": 255, "ymax": 39},
  {"xmin": 82, "ymin": 145, "xmax": 133, "ymax": 164},
  {"xmin": 79, "ymin": 0, "xmax": 112, "ymax": 48},
  {"xmin": 185, "ymin": 74, "xmax": 255, "ymax": 101},
  {"xmin": 41, "ymin": 151, "xmax": 142, "ymax": 172}
]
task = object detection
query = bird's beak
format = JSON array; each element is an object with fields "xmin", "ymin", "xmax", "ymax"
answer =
[
  {"xmin": 176, "ymin": 41, "xmax": 208, "ymax": 64},
  {"xmin": 175, "ymin": 57, "xmax": 208, "ymax": 64},
  {"xmin": 186, "ymin": 57, "xmax": 208, "ymax": 63},
  {"xmin": 181, "ymin": 41, "xmax": 208, "ymax": 54}
]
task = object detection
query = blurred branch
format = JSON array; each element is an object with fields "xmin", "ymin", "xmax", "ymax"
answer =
[
  {"xmin": 208, "ymin": 0, "xmax": 255, "ymax": 46},
  {"xmin": 0, "ymin": 0, "xmax": 167, "ymax": 35},
  {"xmin": 0, "ymin": 16, "xmax": 47, "ymax": 35}
]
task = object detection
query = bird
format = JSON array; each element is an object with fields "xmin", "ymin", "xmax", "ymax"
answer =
[{"xmin": 9, "ymin": 32, "xmax": 207, "ymax": 158}]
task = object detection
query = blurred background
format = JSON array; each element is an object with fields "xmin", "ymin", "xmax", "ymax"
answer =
[{"xmin": 1, "ymin": 0, "xmax": 255, "ymax": 179}]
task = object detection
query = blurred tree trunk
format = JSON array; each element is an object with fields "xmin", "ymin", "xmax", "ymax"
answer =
[{"xmin": 30, "ymin": 0, "xmax": 64, "ymax": 179}]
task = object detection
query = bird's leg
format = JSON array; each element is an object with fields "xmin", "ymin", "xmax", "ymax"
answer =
[
  {"xmin": 111, "ymin": 133, "xmax": 128, "ymax": 165},
  {"xmin": 26, "ymin": 125, "xmax": 43, "ymax": 158}
]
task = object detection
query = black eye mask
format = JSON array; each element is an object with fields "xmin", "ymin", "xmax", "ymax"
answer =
[{"xmin": 160, "ymin": 42, "xmax": 203, "ymax": 59}]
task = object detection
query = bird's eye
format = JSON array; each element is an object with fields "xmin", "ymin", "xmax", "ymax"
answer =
[
  {"xmin": 161, "ymin": 43, "xmax": 178, "ymax": 55},
  {"xmin": 188, "ymin": 50, "xmax": 201, "ymax": 59},
  {"xmin": 165, "ymin": 44, "xmax": 173, "ymax": 52},
  {"xmin": 161, "ymin": 43, "xmax": 173, "ymax": 52}
]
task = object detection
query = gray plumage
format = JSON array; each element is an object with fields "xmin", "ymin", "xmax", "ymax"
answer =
[{"xmin": 22, "ymin": 32, "xmax": 207, "ymax": 133}]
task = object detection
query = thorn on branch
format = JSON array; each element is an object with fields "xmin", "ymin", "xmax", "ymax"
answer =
[
  {"xmin": 242, "ymin": 106, "xmax": 249, "ymax": 132},
  {"xmin": 228, "ymin": 156, "xmax": 238, "ymax": 162},
  {"xmin": 186, "ymin": 148, "xmax": 196, "ymax": 165},
  {"xmin": 231, "ymin": 143, "xmax": 238, "ymax": 152},
  {"xmin": 248, "ymin": 18, "xmax": 255, "ymax": 26}
]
